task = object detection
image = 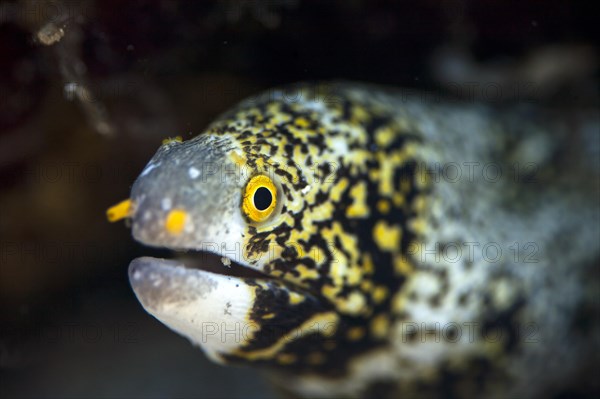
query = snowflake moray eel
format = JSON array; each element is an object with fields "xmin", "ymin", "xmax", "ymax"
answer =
[{"xmin": 108, "ymin": 82, "xmax": 599, "ymax": 398}]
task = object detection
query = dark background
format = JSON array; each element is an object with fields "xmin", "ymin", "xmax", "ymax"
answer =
[{"xmin": 0, "ymin": 1, "xmax": 598, "ymax": 398}]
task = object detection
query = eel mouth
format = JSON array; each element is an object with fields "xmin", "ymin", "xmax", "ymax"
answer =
[
  {"xmin": 127, "ymin": 248, "xmax": 277, "ymax": 309},
  {"xmin": 122, "ymin": 208, "xmax": 333, "ymax": 359},
  {"xmin": 127, "ymin": 250, "xmax": 331, "ymax": 361},
  {"xmin": 175, "ymin": 250, "xmax": 271, "ymax": 280}
]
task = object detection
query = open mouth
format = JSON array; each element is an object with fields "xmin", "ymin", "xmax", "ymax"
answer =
[
  {"xmin": 126, "ymin": 248, "xmax": 277, "ymax": 312},
  {"xmin": 175, "ymin": 250, "xmax": 271, "ymax": 280},
  {"xmin": 126, "ymin": 245, "xmax": 333, "ymax": 362},
  {"xmin": 118, "ymin": 205, "xmax": 334, "ymax": 360}
]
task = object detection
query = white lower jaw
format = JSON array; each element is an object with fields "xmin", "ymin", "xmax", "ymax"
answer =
[{"xmin": 128, "ymin": 257, "xmax": 256, "ymax": 362}]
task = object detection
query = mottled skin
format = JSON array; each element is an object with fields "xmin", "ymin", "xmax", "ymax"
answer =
[{"xmin": 126, "ymin": 82, "xmax": 599, "ymax": 398}]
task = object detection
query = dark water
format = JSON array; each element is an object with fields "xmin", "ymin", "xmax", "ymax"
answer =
[{"xmin": 0, "ymin": 1, "xmax": 597, "ymax": 398}]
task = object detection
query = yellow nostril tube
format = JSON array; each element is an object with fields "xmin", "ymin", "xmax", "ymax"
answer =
[
  {"xmin": 107, "ymin": 199, "xmax": 132, "ymax": 222},
  {"xmin": 165, "ymin": 209, "xmax": 187, "ymax": 235},
  {"xmin": 162, "ymin": 136, "xmax": 182, "ymax": 145}
]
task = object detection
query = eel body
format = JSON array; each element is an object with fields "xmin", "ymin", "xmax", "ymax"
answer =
[{"xmin": 115, "ymin": 82, "xmax": 599, "ymax": 398}]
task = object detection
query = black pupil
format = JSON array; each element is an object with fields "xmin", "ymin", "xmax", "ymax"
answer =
[{"xmin": 254, "ymin": 187, "xmax": 273, "ymax": 211}]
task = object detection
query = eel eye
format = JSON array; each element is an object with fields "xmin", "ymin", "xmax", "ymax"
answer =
[{"xmin": 242, "ymin": 175, "xmax": 277, "ymax": 222}]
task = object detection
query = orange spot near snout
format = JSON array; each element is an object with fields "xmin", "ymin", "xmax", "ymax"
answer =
[
  {"xmin": 165, "ymin": 209, "xmax": 187, "ymax": 235},
  {"xmin": 106, "ymin": 199, "xmax": 132, "ymax": 222}
]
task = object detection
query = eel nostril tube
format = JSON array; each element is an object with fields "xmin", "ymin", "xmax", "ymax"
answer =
[{"xmin": 106, "ymin": 199, "xmax": 133, "ymax": 222}]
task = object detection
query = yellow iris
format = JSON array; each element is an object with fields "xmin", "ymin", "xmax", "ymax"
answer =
[{"xmin": 243, "ymin": 175, "xmax": 277, "ymax": 222}]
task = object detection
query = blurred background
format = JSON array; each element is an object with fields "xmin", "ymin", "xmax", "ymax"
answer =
[{"xmin": 0, "ymin": 0, "xmax": 597, "ymax": 398}]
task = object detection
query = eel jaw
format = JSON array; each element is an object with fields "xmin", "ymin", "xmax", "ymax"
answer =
[
  {"xmin": 129, "ymin": 256, "xmax": 260, "ymax": 363},
  {"xmin": 128, "ymin": 250, "xmax": 336, "ymax": 367}
]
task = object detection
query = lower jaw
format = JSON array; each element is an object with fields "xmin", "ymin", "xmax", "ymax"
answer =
[
  {"xmin": 128, "ymin": 256, "xmax": 260, "ymax": 360},
  {"xmin": 127, "ymin": 255, "xmax": 332, "ymax": 362}
]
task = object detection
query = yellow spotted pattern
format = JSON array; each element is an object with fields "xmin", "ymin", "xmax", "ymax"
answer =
[{"xmin": 201, "ymin": 83, "xmax": 430, "ymax": 370}]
